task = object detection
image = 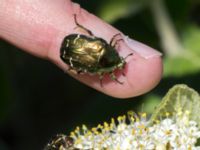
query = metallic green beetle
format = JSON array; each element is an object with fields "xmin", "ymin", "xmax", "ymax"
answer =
[{"xmin": 60, "ymin": 14, "xmax": 132, "ymax": 86}]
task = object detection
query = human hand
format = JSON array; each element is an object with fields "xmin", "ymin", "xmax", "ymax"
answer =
[{"xmin": 0, "ymin": 0, "xmax": 162, "ymax": 98}]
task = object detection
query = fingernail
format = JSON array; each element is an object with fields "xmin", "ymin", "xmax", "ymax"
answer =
[{"xmin": 123, "ymin": 35, "xmax": 162, "ymax": 59}]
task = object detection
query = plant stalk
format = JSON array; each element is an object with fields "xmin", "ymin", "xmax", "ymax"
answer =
[{"xmin": 150, "ymin": 0, "xmax": 184, "ymax": 57}]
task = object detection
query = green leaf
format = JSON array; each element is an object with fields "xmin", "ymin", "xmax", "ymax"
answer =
[
  {"xmin": 150, "ymin": 84, "xmax": 200, "ymax": 127},
  {"xmin": 164, "ymin": 55, "xmax": 200, "ymax": 77},
  {"xmin": 137, "ymin": 95, "xmax": 161, "ymax": 114},
  {"xmin": 97, "ymin": 0, "xmax": 148, "ymax": 22},
  {"xmin": 183, "ymin": 25, "xmax": 200, "ymax": 56},
  {"xmin": 164, "ymin": 25, "xmax": 200, "ymax": 77}
]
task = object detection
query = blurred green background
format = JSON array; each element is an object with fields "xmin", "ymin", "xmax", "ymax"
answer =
[{"xmin": 0, "ymin": 0, "xmax": 200, "ymax": 149}]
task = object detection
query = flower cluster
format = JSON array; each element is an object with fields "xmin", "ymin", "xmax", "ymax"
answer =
[{"xmin": 70, "ymin": 110, "xmax": 200, "ymax": 150}]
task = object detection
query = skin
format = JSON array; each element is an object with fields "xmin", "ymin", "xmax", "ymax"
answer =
[{"xmin": 0, "ymin": 0, "xmax": 163, "ymax": 98}]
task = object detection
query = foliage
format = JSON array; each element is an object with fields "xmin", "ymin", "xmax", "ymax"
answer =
[
  {"xmin": 97, "ymin": 0, "xmax": 148, "ymax": 22},
  {"xmin": 150, "ymin": 84, "xmax": 200, "ymax": 127}
]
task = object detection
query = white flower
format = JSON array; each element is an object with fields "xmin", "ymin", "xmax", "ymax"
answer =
[{"xmin": 69, "ymin": 111, "xmax": 200, "ymax": 150}]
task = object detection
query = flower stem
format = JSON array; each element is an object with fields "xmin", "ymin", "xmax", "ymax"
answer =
[{"xmin": 150, "ymin": 0, "xmax": 184, "ymax": 57}]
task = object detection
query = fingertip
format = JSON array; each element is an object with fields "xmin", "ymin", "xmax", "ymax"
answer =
[
  {"xmin": 126, "ymin": 55, "xmax": 163, "ymax": 98},
  {"xmin": 54, "ymin": 4, "xmax": 163, "ymax": 98}
]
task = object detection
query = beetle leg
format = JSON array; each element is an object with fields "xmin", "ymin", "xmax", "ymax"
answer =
[
  {"xmin": 66, "ymin": 67, "xmax": 77, "ymax": 74},
  {"xmin": 77, "ymin": 70, "xmax": 83, "ymax": 74},
  {"xmin": 110, "ymin": 33, "xmax": 122, "ymax": 46},
  {"xmin": 100, "ymin": 77, "xmax": 103, "ymax": 87},
  {"xmin": 112, "ymin": 39, "xmax": 123, "ymax": 49},
  {"xmin": 124, "ymin": 53, "xmax": 133, "ymax": 59},
  {"xmin": 73, "ymin": 14, "xmax": 94, "ymax": 36},
  {"xmin": 67, "ymin": 67, "xmax": 79, "ymax": 75},
  {"xmin": 98, "ymin": 73, "xmax": 104, "ymax": 87},
  {"xmin": 109, "ymin": 73, "xmax": 123, "ymax": 84}
]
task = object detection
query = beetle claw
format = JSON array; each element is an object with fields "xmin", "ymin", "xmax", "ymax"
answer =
[
  {"xmin": 66, "ymin": 66, "xmax": 73, "ymax": 73},
  {"xmin": 125, "ymin": 53, "xmax": 133, "ymax": 59},
  {"xmin": 116, "ymin": 79, "xmax": 123, "ymax": 84},
  {"xmin": 112, "ymin": 39, "xmax": 123, "ymax": 48},
  {"xmin": 110, "ymin": 73, "xmax": 123, "ymax": 84},
  {"xmin": 110, "ymin": 33, "xmax": 121, "ymax": 46},
  {"xmin": 77, "ymin": 70, "xmax": 83, "ymax": 74},
  {"xmin": 99, "ymin": 74, "xmax": 104, "ymax": 87}
]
